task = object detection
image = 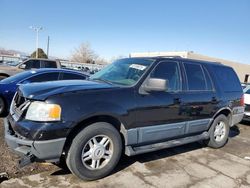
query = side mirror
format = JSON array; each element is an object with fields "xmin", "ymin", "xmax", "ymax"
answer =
[
  {"xmin": 144, "ymin": 78, "xmax": 168, "ymax": 92},
  {"xmin": 19, "ymin": 64, "xmax": 26, "ymax": 69}
]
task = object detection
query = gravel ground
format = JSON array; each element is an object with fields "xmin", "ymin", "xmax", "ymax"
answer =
[
  {"xmin": 1, "ymin": 119, "xmax": 250, "ymax": 187},
  {"xmin": 1, "ymin": 122, "xmax": 250, "ymax": 187},
  {"xmin": 0, "ymin": 119, "xmax": 57, "ymax": 182}
]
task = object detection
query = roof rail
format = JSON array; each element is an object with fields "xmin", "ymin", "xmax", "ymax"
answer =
[{"xmin": 155, "ymin": 56, "xmax": 183, "ymax": 58}]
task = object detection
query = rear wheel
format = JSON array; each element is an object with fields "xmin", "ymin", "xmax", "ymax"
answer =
[
  {"xmin": 206, "ymin": 114, "xmax": 229, "ymax": 148},
  {"xmin": 66, "ymin": 122, "xmax": 122, "ymax": 180},
  {"xmin": 0, "ymin": 76, "xmax": 8, "ymax": 80}
]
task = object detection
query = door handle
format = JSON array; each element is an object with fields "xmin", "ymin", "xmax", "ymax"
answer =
[
  {"xmin": 211, "ymin": 97, "xmax": 217, "ymax": 104},
  {"xmin": 174, "ymin": 98, "xmax": 181, "ymax": 104}
]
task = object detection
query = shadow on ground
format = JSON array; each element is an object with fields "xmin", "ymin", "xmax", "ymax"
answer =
[
  {"xmin": 50, "ymin": 124, "xmax": 243, "ymax": 178},
  {"xmin": 50, "ymin": 142, "xmax": 205, "ymax": 177}
]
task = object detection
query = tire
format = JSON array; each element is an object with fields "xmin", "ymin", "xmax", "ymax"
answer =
[
  {"xmin": 206, "ymin": 114, "xmax": 230, "ymax": 148},
  {"xmin": 0, "ymin": 76, "xmax": 8, "ymax": 80},
  {"xmin": 66, "ymin": 122, "xmax": 122, "ymax": 180},
  {"xmin": 0, "ymin": 97, "xmax": 6, "ymax": 116}
]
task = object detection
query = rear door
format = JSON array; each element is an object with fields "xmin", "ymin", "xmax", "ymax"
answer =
[{"xmin": 180, "ymin": 61, "xmax": 217, "ymax": 135}]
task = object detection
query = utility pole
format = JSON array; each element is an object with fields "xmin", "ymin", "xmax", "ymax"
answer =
[
  {"xmin": 29, "ymin": 26, "xmax": 43, "ymax": 58},
  {"xmin": 47, "ymin": 36, "xmax": 50, "ymax": 58}
]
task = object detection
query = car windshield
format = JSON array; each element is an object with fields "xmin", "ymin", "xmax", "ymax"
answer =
[
  {"xmin": 90, "ymin": 58, "xmax": 154, "ymax": 86},
  {"xmin": 0, "ymin": 71, "xmax": 35, "ymax": 84}
]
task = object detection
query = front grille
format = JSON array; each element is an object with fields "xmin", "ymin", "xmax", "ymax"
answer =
[
  {"xmin": 10, "ymin": 91, "xmax": 30, "ymax": 120},
  {"xmin": 245, "ymin": 104, "xmax": 250, "ymax": 112},
  {"xmin": 14, "ymin": 92, "xmax": 26, "ymax": 108}
]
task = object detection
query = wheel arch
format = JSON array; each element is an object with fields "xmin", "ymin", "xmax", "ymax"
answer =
[
  {"xmin": 62, "ymin": 115, "xmax": 126, "ymax": 154},
  {"xmin": 212, "ymin": 107, "xmax": 232, "ymax": 127},
  {"xmin": 0, "ymin": 73, "xmax": 10, "ymax": 78}
]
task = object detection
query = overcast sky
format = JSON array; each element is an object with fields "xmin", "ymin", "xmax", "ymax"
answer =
[{"xmin": 1, "ymin": 0, "xmax": 250, "ymax": 63}]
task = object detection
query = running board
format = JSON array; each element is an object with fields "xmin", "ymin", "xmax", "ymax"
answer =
[{"xmin": 125, "ymin": 132, "xmax": 209, "ymax": 156}]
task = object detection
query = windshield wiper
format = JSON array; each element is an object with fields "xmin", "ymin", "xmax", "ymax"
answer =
[{"xmin": 91, "ymin": 78, "xmax": 113, "ymax": 85}]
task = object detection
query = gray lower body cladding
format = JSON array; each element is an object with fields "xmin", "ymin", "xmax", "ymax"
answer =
[{"xmin": 124, "ymin": 119, "xmax": 212, "ymax": 146}]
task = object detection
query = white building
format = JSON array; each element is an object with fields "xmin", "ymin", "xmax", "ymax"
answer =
[{"xmin": 130, "ymin": 51, "xmax": 250, "ymax": 83}]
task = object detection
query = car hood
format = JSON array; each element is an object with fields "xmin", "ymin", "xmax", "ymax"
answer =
[
  {"xmin": 19, "ymin": 80, "xmax": 118, "ymax": 100},
  {"xmin": 0, "ymin": 64, "xmax": 18, "ymax": 71}
]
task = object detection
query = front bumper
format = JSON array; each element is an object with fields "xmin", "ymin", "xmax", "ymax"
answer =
[
  {"xmin": 231, "ymin": 107, "xmax": 244, "ymax": 126},
  {"xmin": 4, "ymin": 118, "xmax": 66, "ymax": 162}
]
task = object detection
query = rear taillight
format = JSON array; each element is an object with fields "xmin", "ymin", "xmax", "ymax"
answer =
[{"xmin": 240, "ymin": 95, "xmax": 244, "ymax": 106}]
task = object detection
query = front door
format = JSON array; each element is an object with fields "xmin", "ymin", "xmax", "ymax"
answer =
[{"xmin": 135, "ymin": 60, "xmax": 186, "ymax": 144}]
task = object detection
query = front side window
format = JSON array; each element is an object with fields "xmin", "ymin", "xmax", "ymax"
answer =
[
  {"xmin": 23, "ymin": 73, "xmax": 59, "ymax": 83},
  {"xmin": 23, "ymin": 60, "xmax": 40, "ymax": 69},
  {"xmin": 150, "ymin": 61, "xmax": 181, "ymax": 92},
  {"xmin": 184, "ymin": 63, "xmax": 206, "ymax": 91},
  {"xmin": 90, "ymin": 58, "xmax": 154, "ymax": 86}
]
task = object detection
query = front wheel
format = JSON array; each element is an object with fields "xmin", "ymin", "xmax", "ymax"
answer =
[
  {"xmin": 206, "ymin": 114, "xmax": 230, "ymax": 148},
  {"xmin": 66, "ymin": 122, "xmax": 122, "ymax": 180}
]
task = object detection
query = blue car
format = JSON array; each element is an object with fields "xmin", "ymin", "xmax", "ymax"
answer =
[{"xmin": 0, "ymin": 68, "xmax": 89, "ymax": 116}]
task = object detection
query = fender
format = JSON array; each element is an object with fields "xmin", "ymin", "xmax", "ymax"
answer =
[{"xmin": 211, "ymin": 107, "xmax": 232, "ymax": 126}]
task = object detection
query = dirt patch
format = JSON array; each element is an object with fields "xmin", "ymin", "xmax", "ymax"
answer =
[{"xmin": 0, "ymin": 119, "xmax": 58, "ymax": 183}]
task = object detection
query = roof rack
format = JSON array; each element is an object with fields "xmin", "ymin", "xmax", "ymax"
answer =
[{"xmin": 155, "ymin": 56, "xmax": 183, "ymax": 58}]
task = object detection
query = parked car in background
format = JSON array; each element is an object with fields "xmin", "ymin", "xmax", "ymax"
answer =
[
  {"xmin": 0, "ymin": 68, "xmax": 88, "ymax": 116},
  {"xmin": 241, "ymin": 83, "xmax": 249, "ymax": 90},
  {"xmin": 0, "ymin": 58, "xmax": 61, "ymax": 80},
  {"xmin": 243, "ymin": 85, "xmax": 250, "ymax": 121},
  {"xmin": 5, "ymin": 57, "xmax": 244, "ymax": 180}
]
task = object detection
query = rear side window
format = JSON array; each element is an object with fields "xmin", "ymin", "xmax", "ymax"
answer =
[
  {"xmin": 23, "ymin": 73, "xmax": 60, "ymax": 83},
  {"xmin": 62, "ymin": 73, "xmax": 86, "ymax": 80},
  {"xmin": 41, "ymin": 60, "xmax": 57, "ymax": 68},
  {"xmin": 184, "ymin": 63, "xmax": 206, "ymax": 91},
  {"xmin": 213, "ymin": 66, "xmax": 242, "ymax": 92},
  {"xmin": 203, "ymin": 67, "xmax": 214, "ymax": 91}
]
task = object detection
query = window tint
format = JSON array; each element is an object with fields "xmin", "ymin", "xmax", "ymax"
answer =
[
  {"xmin": 150, "ymin": 61, "xmax": 180, "ymax": 91},
  {"xmin": 23, "ymin": 60, "xmax": 40, "ymax": 69},
  {"xmin": 213, "ymin": 66, "xmax": 242, "ymax": 92},
  {"xmin": 41, "ymin": 60, "xmax": 57, "ymax": 68},
  {"xmin": 203, "ymin": 67, "xmax": 214, "ymax": 90},
  {"xmin": 62, "ymin": 73, "xmax": 86, "ymax": 80},
  {"xmin": 24, "ymin": 73, "xmax": 59, "ymax": 83},
  {"xmin": 184, "ymin": 63, "xmax": 206, "ymax": 91}
]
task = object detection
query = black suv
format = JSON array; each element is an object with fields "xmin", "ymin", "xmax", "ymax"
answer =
[{"xmin": 5, "ymin": 57, "xmax": 244, "ymax": 180}]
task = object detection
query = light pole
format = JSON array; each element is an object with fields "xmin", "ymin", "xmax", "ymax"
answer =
[{"xmin": 29, "ymin": 26, "xmax": 43, "ymax": 58}]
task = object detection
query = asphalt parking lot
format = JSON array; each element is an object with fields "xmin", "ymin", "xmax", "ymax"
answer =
[{"xmin": 1, "ymin": 122, "xmax": 250, "ymax": 188}]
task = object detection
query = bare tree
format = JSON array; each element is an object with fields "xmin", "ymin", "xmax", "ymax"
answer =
[
  {"xmin": 71, "ymin": 43, "xmax": 98, "ymax": 64},
  {"xmin": 95, "ymin": 57, "xmax": 108, "ymax": 65},
  {"xmin": 110, "ymin": 55, "xmax": 127, "ymax": 63}
]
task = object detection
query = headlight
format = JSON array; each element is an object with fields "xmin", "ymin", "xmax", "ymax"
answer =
[{"xmin": 25, "ymin": 101, "xmax": 61, "ymax": 122}]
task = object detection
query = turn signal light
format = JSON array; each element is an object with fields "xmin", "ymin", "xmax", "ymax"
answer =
[{"xmin": 240, "ymin": 95, "xmax": 244, "ymax": 106}]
